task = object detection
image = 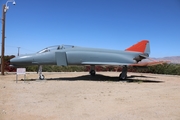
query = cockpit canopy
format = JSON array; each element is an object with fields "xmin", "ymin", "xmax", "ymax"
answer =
[{"xmin": 37, "ymin": 45, "xmax": 74, "ymax": 53}]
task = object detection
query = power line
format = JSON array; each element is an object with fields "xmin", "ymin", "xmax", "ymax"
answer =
[{"xmin": 5, "ymin": 45, "xmax": 36, "ymax": 52}]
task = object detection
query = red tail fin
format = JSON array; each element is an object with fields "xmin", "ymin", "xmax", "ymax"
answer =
[{"xmin": 125, "ymin": 40, "xmax": 149, "ymax": 53}]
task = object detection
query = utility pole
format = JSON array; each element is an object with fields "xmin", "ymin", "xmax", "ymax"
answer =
[
  {"xmin": 17, "ymin": 47, "xmax": 20, "ymax": 56},
  {"xmin": 1, "ymin": 0, "xmax": 16, "ymax": 75},
  {"xmin": 1, "ymin": 5, "xmax": 6, "ymax": 75}
]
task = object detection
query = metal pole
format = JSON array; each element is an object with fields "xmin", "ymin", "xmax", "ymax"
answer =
[
  {"xmin": 1, "ymin": 5, "xmax": 6, "ymax": 75},
  {"xmin": 17, "ymin": 47, "xmax": 20, "ymax": 56}
]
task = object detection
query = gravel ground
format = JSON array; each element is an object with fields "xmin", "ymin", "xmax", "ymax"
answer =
[{"xmin": 0, "ymin": 72, "xmax": 180, "ymax": 120}]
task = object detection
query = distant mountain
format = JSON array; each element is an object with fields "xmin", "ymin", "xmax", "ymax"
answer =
[{"xmin": 142, "ymin": 56, "xmax": 180, "ymax": 64}]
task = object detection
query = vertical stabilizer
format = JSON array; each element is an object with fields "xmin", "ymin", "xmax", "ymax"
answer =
[{"xmin": 125, "ymin": 40, "xmax": 150, "ymax": 55}]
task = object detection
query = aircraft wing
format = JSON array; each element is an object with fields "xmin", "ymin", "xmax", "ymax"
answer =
[
  {"xmin": 129, "ymin": 61, "xmax": 170, "ymax": 67},
  {"xmin": 82, "ymin": 61, "xmax": 169, "ymax": 66},
  {"xmin": 81, "ymin": 62, "xmax": 132, "ymax": 66}
]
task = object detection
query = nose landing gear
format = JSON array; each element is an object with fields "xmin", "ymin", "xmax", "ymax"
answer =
[
  {"xmin": 38, "ymin": 65, "xmax": 45, "ymax": 80},
  {"xmin": 39, "ymin": 74, "xmax": 45, "ymax": 80}
]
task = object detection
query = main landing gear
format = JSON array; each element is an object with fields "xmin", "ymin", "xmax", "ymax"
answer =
[
  {"xmin": 119, "ymin": 65, "xmax": 127, "ymax": 80},
  {"xmin": 38, "ymin": 65, "xmax": 45, "ymax": 80},
  {"xmin": 89, "ymin": 65, "xmax": 96, "ymax": 76},
  {"xmin": 89, "ymin": 65, "xmax": 128, "ymax": 80}
]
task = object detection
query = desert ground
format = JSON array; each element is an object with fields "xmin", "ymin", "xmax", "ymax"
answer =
[{"xmin": 0, "ymin": 72, "xmax": 180, "ymax": 120}]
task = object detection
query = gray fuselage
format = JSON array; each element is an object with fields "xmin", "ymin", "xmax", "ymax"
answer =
[{"xmin": 10, "ymin": 45, "xmax": 144, "ymax": 67}]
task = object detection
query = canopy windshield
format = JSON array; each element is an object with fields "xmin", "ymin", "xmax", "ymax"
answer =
[{"xmin": 37, "ymin": 45, "xmax": 74, "ymax": 53}]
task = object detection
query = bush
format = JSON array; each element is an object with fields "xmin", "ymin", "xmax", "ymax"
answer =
[
  {"xmin": 18, "ymin": 64, "xmax": 180, "ymax": 75},
  {"xmin": 2, "ymin": 55, "xmax": 180, "ymax": 75}
]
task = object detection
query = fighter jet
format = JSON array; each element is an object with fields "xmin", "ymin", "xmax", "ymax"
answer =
[{"xmin": 10, "ymin": 40, "xmax": 152, "ymax": 80}]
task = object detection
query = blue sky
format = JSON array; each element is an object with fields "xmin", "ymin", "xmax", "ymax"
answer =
[{"xmin": 0, "ymin": 0, "xmax": 180, "ymax": 57}]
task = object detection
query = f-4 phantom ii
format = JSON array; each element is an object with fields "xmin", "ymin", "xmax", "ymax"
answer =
[{"xmin": 10, "ymin": 40, "xmax": 163, "ymax": 80}]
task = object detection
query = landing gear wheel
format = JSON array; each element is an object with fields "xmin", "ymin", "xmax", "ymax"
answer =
[
  {"xmin": 119, "ymin": 73, "xmax": 127, "ymax": 80},
  {"xmin": 89, "ymin": 70, "xmax": 96, "ymax": 76},
  {"xmin": 39, "ymin": 74, "xmax": 45, "ymax": 80}
]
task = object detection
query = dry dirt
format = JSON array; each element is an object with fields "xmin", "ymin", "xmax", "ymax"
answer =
[{"xmin": 0, "ymin": 72, "xmax": 180, "ymax": 120}]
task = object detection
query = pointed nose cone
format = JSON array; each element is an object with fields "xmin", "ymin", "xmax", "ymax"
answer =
[
  {"xmin": 10, "ymin": 55, "xmax": 34, "ymax": 66},
  {"xmin": 10, "ymin": 57, "xmax": 21, "ymax": 65}
]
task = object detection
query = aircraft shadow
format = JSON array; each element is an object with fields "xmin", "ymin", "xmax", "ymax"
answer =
[
  {"xmin": 128, "ymin": 75, "xmax": 156, "ymax": 79},
  {"xmin": 44, "ymin": 74, "xmax": 163, "ymax": 83},
  {"xmin": 18, "ymin": 74, "xmax": 163, "ymax": 83}
]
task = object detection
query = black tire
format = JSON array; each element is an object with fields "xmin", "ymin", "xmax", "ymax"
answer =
[
  {"xmin": 90, "ymin": 70, "xmax": 96, "ymax": 76},
  {"xmin": 39, "ymin": 75, "xmax": 45, "ymax": 80},
  {"xmin": 119, "ymin": 73, "xmax": 127, "ymax": 80}
]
